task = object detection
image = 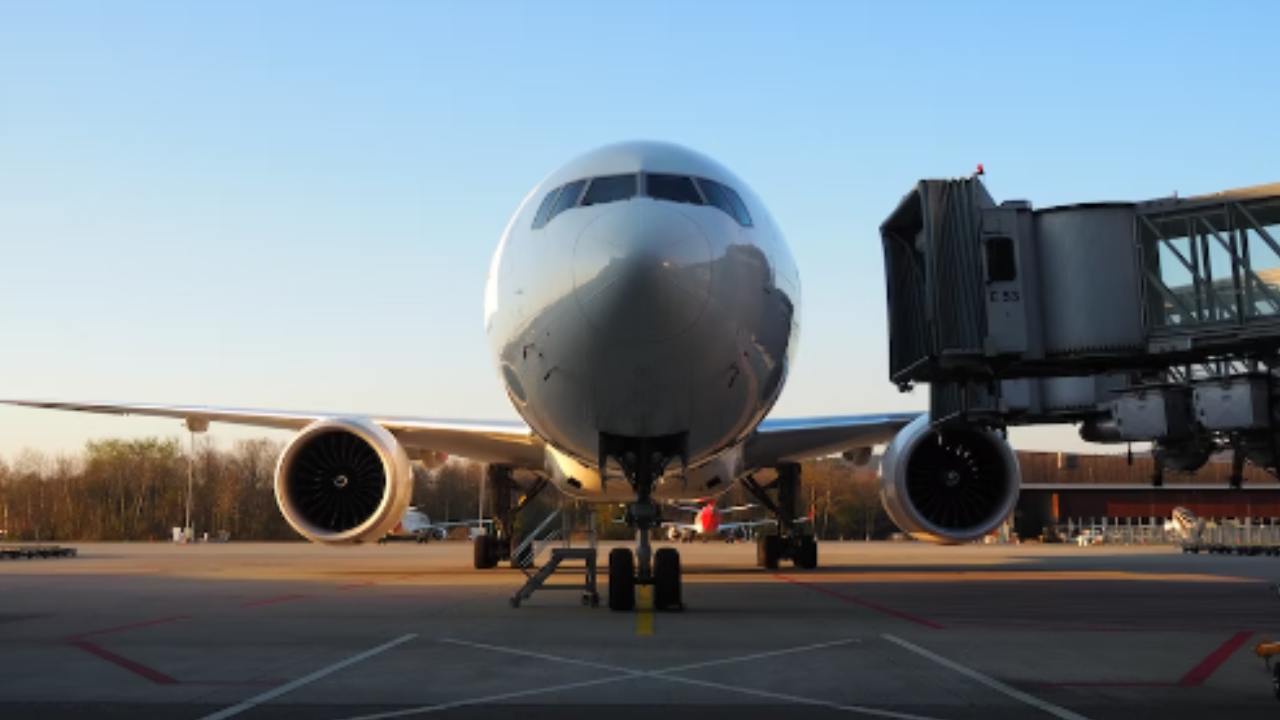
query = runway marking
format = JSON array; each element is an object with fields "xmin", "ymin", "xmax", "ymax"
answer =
[
  {"xmin": 656, "ymin": 637, "xmax": 860, "ymax": 672},
  {"xmin": 196, "ymin": 633, "xmax": 417, "ymax": 720},
  {"xmin": 71, "ymin": 640, "xmax": 180, "ymax": 685},
  {"xmin": 1177, "ymin": 631, "xmax": 1253, "ymax": 687},
  {"xmin": 332, "ymin": 676, "xmax": 642, "ymax": 720},
  {"xmin": 653, "ymin": 673, "xmax": 954, "ymax": 720},
  {"xmin": 405, "ymin": 637, "xmax": 948, "ymax": 720},
  {"xmin": 636, "ymin": 585, "xmax": 654, "ymax": 636},
  {"xmin": 797, "ymin": 571, "xmax": 1259, "ymax": 584},
  {"xmin": 241, "ymin": 594, "xmax": 310, "ymax": 608},
  {"xmin": 65, "ymin": 615, "xmax": 192, "ymax": 640},
  {"xmin": 882, "ymin": 634, "xmax": 1092, "ymax": 720},
  {"xmin": 777, "ymin": 575, "xmax": 944, "ymax": 629}
]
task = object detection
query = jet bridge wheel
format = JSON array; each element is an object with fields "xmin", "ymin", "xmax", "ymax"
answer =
[
  {"xmin": 654, "ymin": 548, "xmax": 683, "ymax": 611},
  {"xmin": 608, "ymin": 548, "xmax": 636, "ymax": 612}
]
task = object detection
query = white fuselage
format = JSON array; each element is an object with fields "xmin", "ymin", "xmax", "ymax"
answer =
[{"xmin": 485, "ymin": 142, "xmax": 801, "ymax": 501}]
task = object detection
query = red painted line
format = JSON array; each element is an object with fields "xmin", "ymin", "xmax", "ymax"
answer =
[
  {"xmin": 775, "ymin": 575, "xmax": 944, "ymax": 630},
  {"xmin": 183, "ymin": 680, "xmax": 281, "ymax": 686},
  {"xmin": 65, "ymin": 615, "xmax": 191, "ymax": 640},
  {"xmin": 1028, "ymin": 681, "xmax": 1176, "ymax": 688},
  {"xmin": 338, "ymin": 581, "xmax": 378, "ymax": 590},
  {"xmin": 71, "ymin": 641, "xmax": 179, "ymax": 685},
  {"xmin": 241, "ymin": 594, "xmax": 309, "ymax": 608},
  {"xmin": 1178, "ymin": 631, "xmax": 1253, "ymax": 687}
]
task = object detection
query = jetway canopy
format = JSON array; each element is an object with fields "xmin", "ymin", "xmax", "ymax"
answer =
[
  {"xmin": 880, "ymin": 177, "xmax": 1280, "ymax": 458},
  {"xmin": 882, "ymin": 178, "xmax": 1280, "ymax": 387}
]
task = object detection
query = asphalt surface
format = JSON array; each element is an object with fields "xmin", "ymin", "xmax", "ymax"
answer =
[{"xmin": 4, "ymin": 540, "xmax": 1280, "ymax": 720}]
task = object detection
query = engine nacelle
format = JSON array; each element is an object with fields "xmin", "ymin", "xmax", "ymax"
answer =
[
  {"xmin": 274, "ymin": 418, "xmax": 413, "ymax": 545},
  {"xmin": 880, "ymin": 415, "xmax": 1020, "ymax": 544}
]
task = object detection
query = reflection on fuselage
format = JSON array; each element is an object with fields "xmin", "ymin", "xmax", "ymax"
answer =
[{"xmin": 484, "ymin": 142, "xmax": 801, "ymax": 499}]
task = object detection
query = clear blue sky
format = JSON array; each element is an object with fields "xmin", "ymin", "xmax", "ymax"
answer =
[{"xmin": 1, "ymin": 0, "xmax": 1277, "ymax": 459}]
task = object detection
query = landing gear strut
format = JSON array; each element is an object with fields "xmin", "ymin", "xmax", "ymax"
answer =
[
  {"xmin": 741, "ymin": 463, "xmax": 818, "ymax": 571},
  {"xmin": 473, "ymin": 466, "xmax": 548, "ymax": 569},
  {"xmin": 602, "ymin": 432, "xmax": 686, "ymax": 613}
]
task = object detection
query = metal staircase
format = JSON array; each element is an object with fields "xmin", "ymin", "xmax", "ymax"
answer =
[{"xmin": 509, "ymin": 508, "xmax": 599, "ymax": 608}]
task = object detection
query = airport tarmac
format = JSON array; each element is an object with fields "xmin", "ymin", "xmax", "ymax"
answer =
[{"xmin": 4, "ymin": 540, "xmax": 1280, "ymax": 720}]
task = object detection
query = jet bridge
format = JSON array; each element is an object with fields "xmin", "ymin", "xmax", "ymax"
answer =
[{"xmin": 881, "ymin": 176, "xmax": 1280, "ymax": 485}]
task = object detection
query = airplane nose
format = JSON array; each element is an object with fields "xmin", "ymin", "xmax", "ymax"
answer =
[{"xmin": 573, "ymin": 203, "xmax": 712, "ymax": 342}]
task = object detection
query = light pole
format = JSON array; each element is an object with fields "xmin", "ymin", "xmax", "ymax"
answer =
[{"xmin": 184, "ymin": 417, "xmax": 209, "ymax": 541}]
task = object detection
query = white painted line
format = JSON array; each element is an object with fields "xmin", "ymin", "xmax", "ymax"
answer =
[
  {"xmin": 432, "ymin": 637, "xmax": 948, "ymax": 720},
  {"xmin": 440, "ymin": 637, "xmax": 638, "ymax": 674},
  {"xmin": 882, "ymin": 634, "xmax": 1093, "ymax": 720},
  {"xmin": 656, "ymin": 637, "xmax": 860, "ymax": 674},
  {"xmin": 656, "ymin": 673, "xmax": 951, "ymax": 720},
  {"xmin": 197, "ymin": 634, "xmax": 417, "ymax": 720},
  {"xmin": 331, "ymin": 675, "xmax": 637, "ymax": 720}
]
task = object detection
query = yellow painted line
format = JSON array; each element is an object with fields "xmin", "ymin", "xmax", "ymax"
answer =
[{"xmin": 636, "ymin": 586, "xmax": 654, "ymax": 636}]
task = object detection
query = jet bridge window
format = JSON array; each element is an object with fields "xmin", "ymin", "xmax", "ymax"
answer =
[
  {"xmin": 985, "ymin": 236, "xmax": 1017, "ymax": 282},
  {"xmin": 581, "ymin": 174, "xmax": 638, "ymax": 206},
  {"xmin": 645, "ymin": 174, "xmax": 705, "ymax": 206},
  {"xmin": 695, "ymin": 178, "xmax": 753, "ymax": 227}
]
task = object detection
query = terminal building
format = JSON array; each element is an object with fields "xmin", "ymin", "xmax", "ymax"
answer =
[{"xmin": 1014, "ymin": 451, "xmax": 1280, "ymax": 539}]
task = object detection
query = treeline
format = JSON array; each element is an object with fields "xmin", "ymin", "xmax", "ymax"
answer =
[{"xmin": 0, "ymin": 436, "xmax": 899, "ymax": 542}]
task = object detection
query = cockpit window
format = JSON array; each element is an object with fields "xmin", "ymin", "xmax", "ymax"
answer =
[
  {"xmin": 645, "ymin": 174, "xmax": 704, "ymax": 206},
  {"xmin": 531, "ymin": 187, "xmax": 562, "ymax": 229},
  {"xmin": 582, "ymin": 174, "xmax": 637, "ymax": 206},
  {"xmin": 547, "ymin": 179, "xmax": 587, "ymax": 224},
  {"xmin": 693, "ymin": 178, "xmax": 754, "ymax": 227},
  {"xmin": 719, "ymin": 183, "xmax": 753, "ymax": 227}
]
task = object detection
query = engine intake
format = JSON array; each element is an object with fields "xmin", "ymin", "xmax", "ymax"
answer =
[
  {"xmin": 880, "ymin": 415, "xmax": 1020, "ymax": 544},
  {"xmin": 274, "ymin": 418, "xmax": 412, "ymax": 544}
]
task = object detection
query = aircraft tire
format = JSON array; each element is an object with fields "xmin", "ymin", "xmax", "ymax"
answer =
[
  {"xmin": 794, "ymin": 536, "xmax": 818, "ymax": 570},
  {"xmin": 654, "ymin": 548, "xmax": 682, "ymax": 611},
  {"xmin": 759, "ymin": 535, "xmax": 782, "ymax": 570},
  {"xmin": 473, "ymin": 536, "xmax": 497, "ymax": 570},
  {"xmin": 608, "ymin": 548, "xmax": 636, "ymax": 612}
]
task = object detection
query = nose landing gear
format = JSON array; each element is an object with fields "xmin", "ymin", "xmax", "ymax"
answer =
[{"xmin": 602, "ymin": 432, "xmax": 686, "ymax": 613}]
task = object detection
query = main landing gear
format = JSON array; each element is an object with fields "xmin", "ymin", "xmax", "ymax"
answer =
[
  {"xmin": 473, "ymin": 465, "xmax": 548, "ymax": 569},
  {"xmin": 741, "ymin": 463, "xmax": 819, "ymax": 571},
  {"xmin": 602, "ymin": 433, "xmax": 686, "ymax": 613}
]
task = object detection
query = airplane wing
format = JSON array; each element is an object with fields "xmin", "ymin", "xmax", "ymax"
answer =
[
  {"xmin": 0, "ymin": 399, "xmax": 543, "ymax": 467},
  {"xmin": 744, "ymin": 413, "xmax": 918, "ymax": 467},
  {"xmin": 660, "ymin": 521, "xmax": 696, "ymax": 531},
  {"xmin": 719, "ymin": 504, "xmax": 757, "ymax": 514}
]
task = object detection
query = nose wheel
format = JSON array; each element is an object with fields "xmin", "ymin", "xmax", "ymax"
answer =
[{"xmin": 607, "ymin": 545, "xmax": 683, "ymax": 612}]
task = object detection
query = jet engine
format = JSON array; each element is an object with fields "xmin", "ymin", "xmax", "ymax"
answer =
[
  {"xmin": 879, "ymin": 415, "xmax": 1020, "ymax": 544},
  {"xmin": 429, "ymin": 527, "xmax": 449, "ymax": 542},
  {"xmin": 274, "ymin": 418, "xmax": 413, "ymax": 545}
]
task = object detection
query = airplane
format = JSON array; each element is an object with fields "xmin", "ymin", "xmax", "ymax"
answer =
[
  {"xmin": 662, "ymin": 500, "xmax": 777, "ymax": 543},
  {"xmin": 1, "ymin": 140, "xmax": 1022, "ymax": 613},
  {"xmin": 1167, "ymin": 506, "xmax": 1205, "ymax": 544},
  {"xmin": 377, "ymin": 507, "xmax": 483, "ymax": 544}
]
